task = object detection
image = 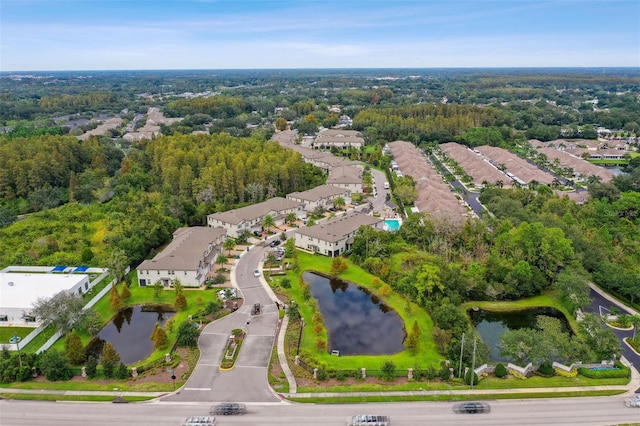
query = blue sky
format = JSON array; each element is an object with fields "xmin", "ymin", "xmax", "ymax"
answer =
[{"xmin": 1, "ymin": 0, "xmax": 638, "ymax": 71}]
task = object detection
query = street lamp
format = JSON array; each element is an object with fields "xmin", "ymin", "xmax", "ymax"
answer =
[{"xmin": 10, "ymin": 333, "xmax": 23, "ymax": 369}]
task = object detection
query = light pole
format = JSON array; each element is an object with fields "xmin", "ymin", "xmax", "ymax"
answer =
[{"xmin": 10, "ymin": 333, "xmax": 23, "ymax": 369}]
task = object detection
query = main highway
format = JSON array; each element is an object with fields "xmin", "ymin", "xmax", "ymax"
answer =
[{"xmin": 2, "ymin": 396, "xmax": 639, "ymax": 425}]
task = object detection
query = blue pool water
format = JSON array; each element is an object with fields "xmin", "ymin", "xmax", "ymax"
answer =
[{"xmin": 384, "ymin": 219, "xmax": 401, "ymax": 231}]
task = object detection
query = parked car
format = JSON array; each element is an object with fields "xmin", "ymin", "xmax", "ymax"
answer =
[
  {"xmin": 453, "ymin": 401, "xmax": 491, "ymax": 414},
  {"xmin": 253, "ymin": 269, "xmax": 260, "ymax": 277},
  {"xmin": 181, "ymin": 416, "xmax": 216, "ymax": 426},
  {"xmin": 624, "ymin": 395, "xmax": 640, "ymax": 408},
  {"xmin": 210, "ymin": 403, "xmax": 247, "ymax": 416},
  {"xmin": 252, "ymin": 230, "xmax": 262, "ymax": 237},
  {"xmin": 275, "ymin": 247, "xmax": 285, "ymax": 255},
  {"xmin": 347, "ymin": 414, "xmax": 390, "ymax": 426}
]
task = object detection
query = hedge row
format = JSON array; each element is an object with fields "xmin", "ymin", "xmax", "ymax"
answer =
[{"xmin": 578, "ymin": 363, "xmax": 630, "ymax": 379}]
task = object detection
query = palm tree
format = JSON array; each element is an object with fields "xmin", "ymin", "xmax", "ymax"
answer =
[
  {"xmin": 262, "ymin": 214, "xmax": 275, "ymax": 234},
  {"xmin": 333, "ymin": 196, "xmax": 346, "ymax": 210},
  {"xmin": 629, "ymin": 315, "xmax": 640, "ymax": 340},
  {"xmin": 216, "ymin": 253, "xmax": 228, "ymax": 273},
  {"xmin": 223, "ymin": 238, "xmax": 236, "ymax": 256},
  {"xmin": 285, "ymin": 212, "xmax": 297, "ymax": 226}
]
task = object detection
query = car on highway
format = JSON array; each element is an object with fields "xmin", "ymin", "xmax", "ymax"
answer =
[
  {"xmin": 253, "ymin": 269, "xmax": 260, "ymax": 277},
  {"xmin": 347, "ymin": 414, "xmax": 390, "ymax": 425},
  {"xmin": 209, "ymin": 402, "xmax": 247, "ymax": 415},
  {"xmin": 181, "ymin": 416, "xmax": 216, "ymax": 425},
  {"xmin": 624, "ymin": 395, "xmax": 640, "ymax": 408},
  {"xmin": 453, "ymin": 401, "xmax": 491, "ymax": 414}
]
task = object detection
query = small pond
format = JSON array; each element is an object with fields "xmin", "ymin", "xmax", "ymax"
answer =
[
  {"xmin": 87, "ymin": 305, "xmax": 175, "ymax": 365},
  {"xmin": 303, "ymin": 271, "xmax": 405, "ymax": 356},
  {"xmin": 468, "ymin": 307, "xmax": 571, "ymax": 362}
]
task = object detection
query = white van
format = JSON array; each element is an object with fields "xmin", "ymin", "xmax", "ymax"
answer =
[{"xmin": 383, "ymin": 182, "xmax": 389, "ymax": 189}]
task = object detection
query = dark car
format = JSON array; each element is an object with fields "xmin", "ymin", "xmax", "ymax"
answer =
[
  {"xmin": 252, "ymin": 230, "xmax": 262, "ymax": 237},
  {"xmin": 453, "ymin": 401, "xmax": 491, "ymax": 414},
  {"xmin": 269, "ymin": 239, "xmax": 281, "ymax": 247},
  {"xmin": 210, "ymin": 403, "xmax": 247, "ymax": 416}
]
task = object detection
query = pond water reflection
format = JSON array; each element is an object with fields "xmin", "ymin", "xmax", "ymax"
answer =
[
  {"xmin": 304, "ymin": 271, "xmax": 405, "ymax": 356},
  {"xmin": 87, "ymin": 305, "xmax": 175, "ymax": 365},
  {"xmin": 468, "ymin": 307, "xmax": 571, "ymax": 362}
]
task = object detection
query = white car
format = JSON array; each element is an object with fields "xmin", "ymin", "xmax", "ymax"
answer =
[
  {"xmin": 181, "ymin": 416, "xmax": 216, "ymax": 426},
  {"xmin": 624, "ymin": 395, "xmax": 640, "ymax": 408},
  {"xmin": 253, "ymin": 269, "xmax": 260, "ymax": 277}
]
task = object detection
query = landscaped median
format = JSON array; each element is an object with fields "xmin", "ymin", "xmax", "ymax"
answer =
[{"xmin": 219, "ymin": 329, "xmax": 245, "ymax": 370}]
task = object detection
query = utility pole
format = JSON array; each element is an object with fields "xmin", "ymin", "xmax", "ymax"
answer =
[
  {"xmin": 458, "ymin": 332, "xmax": 465, "ymax": 379},
  {"xmin": 470, "ymin": 338, "xmax": 477, "ymax": 390}
]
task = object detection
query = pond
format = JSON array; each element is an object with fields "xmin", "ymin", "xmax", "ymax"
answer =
[
  {"xmin": 86, "ymin": 305, "xmax": 175, "ymax": 365},
  {"xmin": 468, "ymin": 307, "xmax": 571, "ymax": 362},
  {"xmin": 303, "ymin": 271, "xmax": 405, "ymax": 356}
]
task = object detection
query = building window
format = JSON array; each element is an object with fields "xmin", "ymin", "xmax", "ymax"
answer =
[
  {"xmin": 23, "ymin": 315, "xmax": 36, "ymax": 323},
  {"xmin": 0, "ymin": 315, "xmax": 7, "ymax": 322}
]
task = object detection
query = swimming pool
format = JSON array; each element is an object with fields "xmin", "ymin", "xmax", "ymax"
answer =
[{"xmin": 384, "ymin": 219, "xmax": 401, "ymax": 231}]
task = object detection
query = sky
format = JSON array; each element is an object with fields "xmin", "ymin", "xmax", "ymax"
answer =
[{"xmin": 1, "ymin": 0, "xmax": 639, "ymax": 71}]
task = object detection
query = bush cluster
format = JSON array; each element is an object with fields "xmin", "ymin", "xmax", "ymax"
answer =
[
  {"xmin": 578, "ymin": 364, "xmax": 630, "ymax": 379},
  {"xmin": 554, "ymin": 367, "xmax": 578, "ymax": 378}
]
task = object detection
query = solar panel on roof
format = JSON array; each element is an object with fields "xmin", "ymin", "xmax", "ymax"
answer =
[
  {"xmin": 74, "ymin": 266, "xmax": 89, "ymax": 272},
  {"xmin": 51, "ymin": 265, "xmax": 66, "ymax": 272}
]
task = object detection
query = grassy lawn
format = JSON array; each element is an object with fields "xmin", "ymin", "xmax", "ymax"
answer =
[
  {"xmin": 0, "ymin": 326, "xmax": 35, "ymax": 343},
  {"xmin": 296, "ymin": 374, "xmax": 628, "ymax": 393},
  {"xmin": 20, "ymin": 325, "xmax": 58, "ymax": 353},
  {"xmin": 0, "ymin": 394, "xmax": 155, "ymax": 402},
  {"xmin": 288, "ymin": 389, "xmax": 625, "ymax": 404},
  {"xmin": 459, "ymin": 292, "xmax": 579, "ymax": 333},
  {"xmin": 282, "ymin": 251, "xmax": 440, "ymax": 371},
  {"xmin": 1, "ymin": 379, "xmax": 175, "ymax": 392}
]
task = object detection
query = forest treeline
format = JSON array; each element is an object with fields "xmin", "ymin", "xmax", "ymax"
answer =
[{"xmin": 0, "ymin": 132, "xmax": 324, "ymax": 267}]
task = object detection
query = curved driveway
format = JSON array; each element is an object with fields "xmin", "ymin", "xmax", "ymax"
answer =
[{"xmin": 163, "ymin": 242, "xmax": 281, "ymax": 403}]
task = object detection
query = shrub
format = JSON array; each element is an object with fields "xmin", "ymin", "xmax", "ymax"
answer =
[
  {"xmin": 425, "ymin": 364, "xmax": 438, "ymax": 381},
  {"xmin": 509, "ymin": 369, "xmax": 528, "ymax": 380},
  {"xmin": 439, "ymin": 365, "xmax": 451, "ymax": 381},
  {"xmin": 204, "ymin": 299, "xmax": 223, "ymax": 315},
  {"xmin": 175, "ymin": 293, "xmax": 188, "ymax": 311},
  {"xmin": 578, "ymin": 364, "xmax": 630, "ymax": 379},
  {"xmin": 554, "ymin": 367, "xmax": 578, "ymax": 378},
  {"xmin": 212, "ymin": 272, "xmax": 226, "ymax": 285},
  {"xmin": 116, "ymin": 362, "xmax": 129, "ymax": 379},
  {"xmin": 280, "ymin": 278, "xmax": 291, "ymax": 289},
  {"xmin": 335, "ymin": 370, "xmax": 348, "ymax": 381},
  {"xmin": 494, "ymin": 363, "xmax": 507, "ymax": 378},
  {"xmin": 464, "ymin": 369, "xmax": 479, "ymax": 386},
  {"xmin": 101, "ymin": 343, "xmax": 121, "ymax": 379},
  {"xmin": 316, "ymin": 369, "xmax": 328, "ymax": 381},
  {"xmin": 538, "ymin": 362, "xmax": 554, "ymax": 376},
  {"xmin": 37, "ymin": 349, "xmax": 73, "ymax": 381},
  {"xmin": 85, "ymin": 356, "xmax": 98, "ymax": 378},
  {"xmin": 380, "ymin": 361, "xmax": 397, "ymax": 381},
  {"xmin": 176, "ymin": 321, "xmax": 200, "ymax": 347}
]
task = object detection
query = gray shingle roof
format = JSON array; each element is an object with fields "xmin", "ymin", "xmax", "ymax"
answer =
[
  {"xmin": 137, "ymin": 226, "xmax": 226, "ymax": 271},
  {"xmin": 295, "ymin": 212, "xmax": 383, "ymax": 243},
  {"xmin": 287, "ymin": 184, "xmax": 347, "ymax": 202},
  {"xmin": 208, "ymin": 197, "xmax": 302, "ymax": 225}
]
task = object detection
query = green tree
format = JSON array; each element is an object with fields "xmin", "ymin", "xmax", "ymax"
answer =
[
  {"xmin": 79, "ymin": 310, "xmax": 103, "ymax": 336},
  {"xmin": 85, "ymin": 356, "xmax": 98, "ymax": 378},
  {"xmin": 101, "ymin": 342, "xmax": 121, "ymax": 378},
  {"xmin": 110, "ymin": 284, "xmax": 123, "ymax": 311},
  {"xmin": 116, "ymin": 362, "xmax": 129, "ymax": 379},
  {"xmin": 552, "ymin": 266, "xmax": 591, "ymax": 314},
  {"xmin": 105, "ymin": 248, "xmax": 129, "ymax": 282},
  {"xmin": 579, "ymin": 313, "xmax": 622, "ymax": 361},
  {"xmin": 153, "ymin": 281, "xmax": 163, "ymax": 299},
  {"xmin": 379, "ymin": 360, "xmax": 397, "ymax": 381},
  {"xmin": 120, "ymin": 283, "xmax": 132, "ymax": 300},
  {"xmin": 275, "ymin": 117, "xmax": 287, "ymax": 131},
  {"xmin": 175, "ymin": 293, "xmax": 188, "ymax": 311},
  {"xmin": 30, "ymin": 290, "xmax": 87, "ymax": 334},
  {"xmin": 262, "ymin": 214, "xmax": 275, "ymax": 233},
  {"xmin": 223, "ymin": 238, "xmax": 236, "ymax": 256},
  {"xmin": 330, "ymin": 257, "xmax": 348, "ymax": 276},
  {"xmin": 64, "ymin": 331, "xmax": 85, "ymax": 365},
  {"xmin": 151, "ymin": 323, "xmax": 168, "ymax": 350},
  {"xmin": 494, "ymin": 363, "xmax": 507, "ymax": 378},
  {"xmin": 176, "ymin": 320, "xmax": 201, "ymax": 347},
  {"xmin": 285, "ymin": 212, "xmax": 298, "ymax": 226},
  {"xmin": 37, "ymin": 349, "xmax": 73, "ymax": 381},
  {"xmin": 333, "ymin": 196, "xmax": 346, "ymax": 210}
]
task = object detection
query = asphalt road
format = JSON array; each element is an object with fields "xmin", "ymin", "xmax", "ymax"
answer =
[
  {"xmin": 584, "ymin": 287, "xmax": 640, "ymax": 380},
  {"xmin": 2, "ymin": 396, "xmax": 639, "ymax": 426},
  {"xmin": 163, "ymin": 241, "xmax": 280, "ymax": 403}
]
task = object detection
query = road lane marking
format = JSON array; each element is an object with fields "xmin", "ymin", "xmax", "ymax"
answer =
[{"xmin": 183, "ymin": 387, "xmax": 212, "ymax": 391}]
